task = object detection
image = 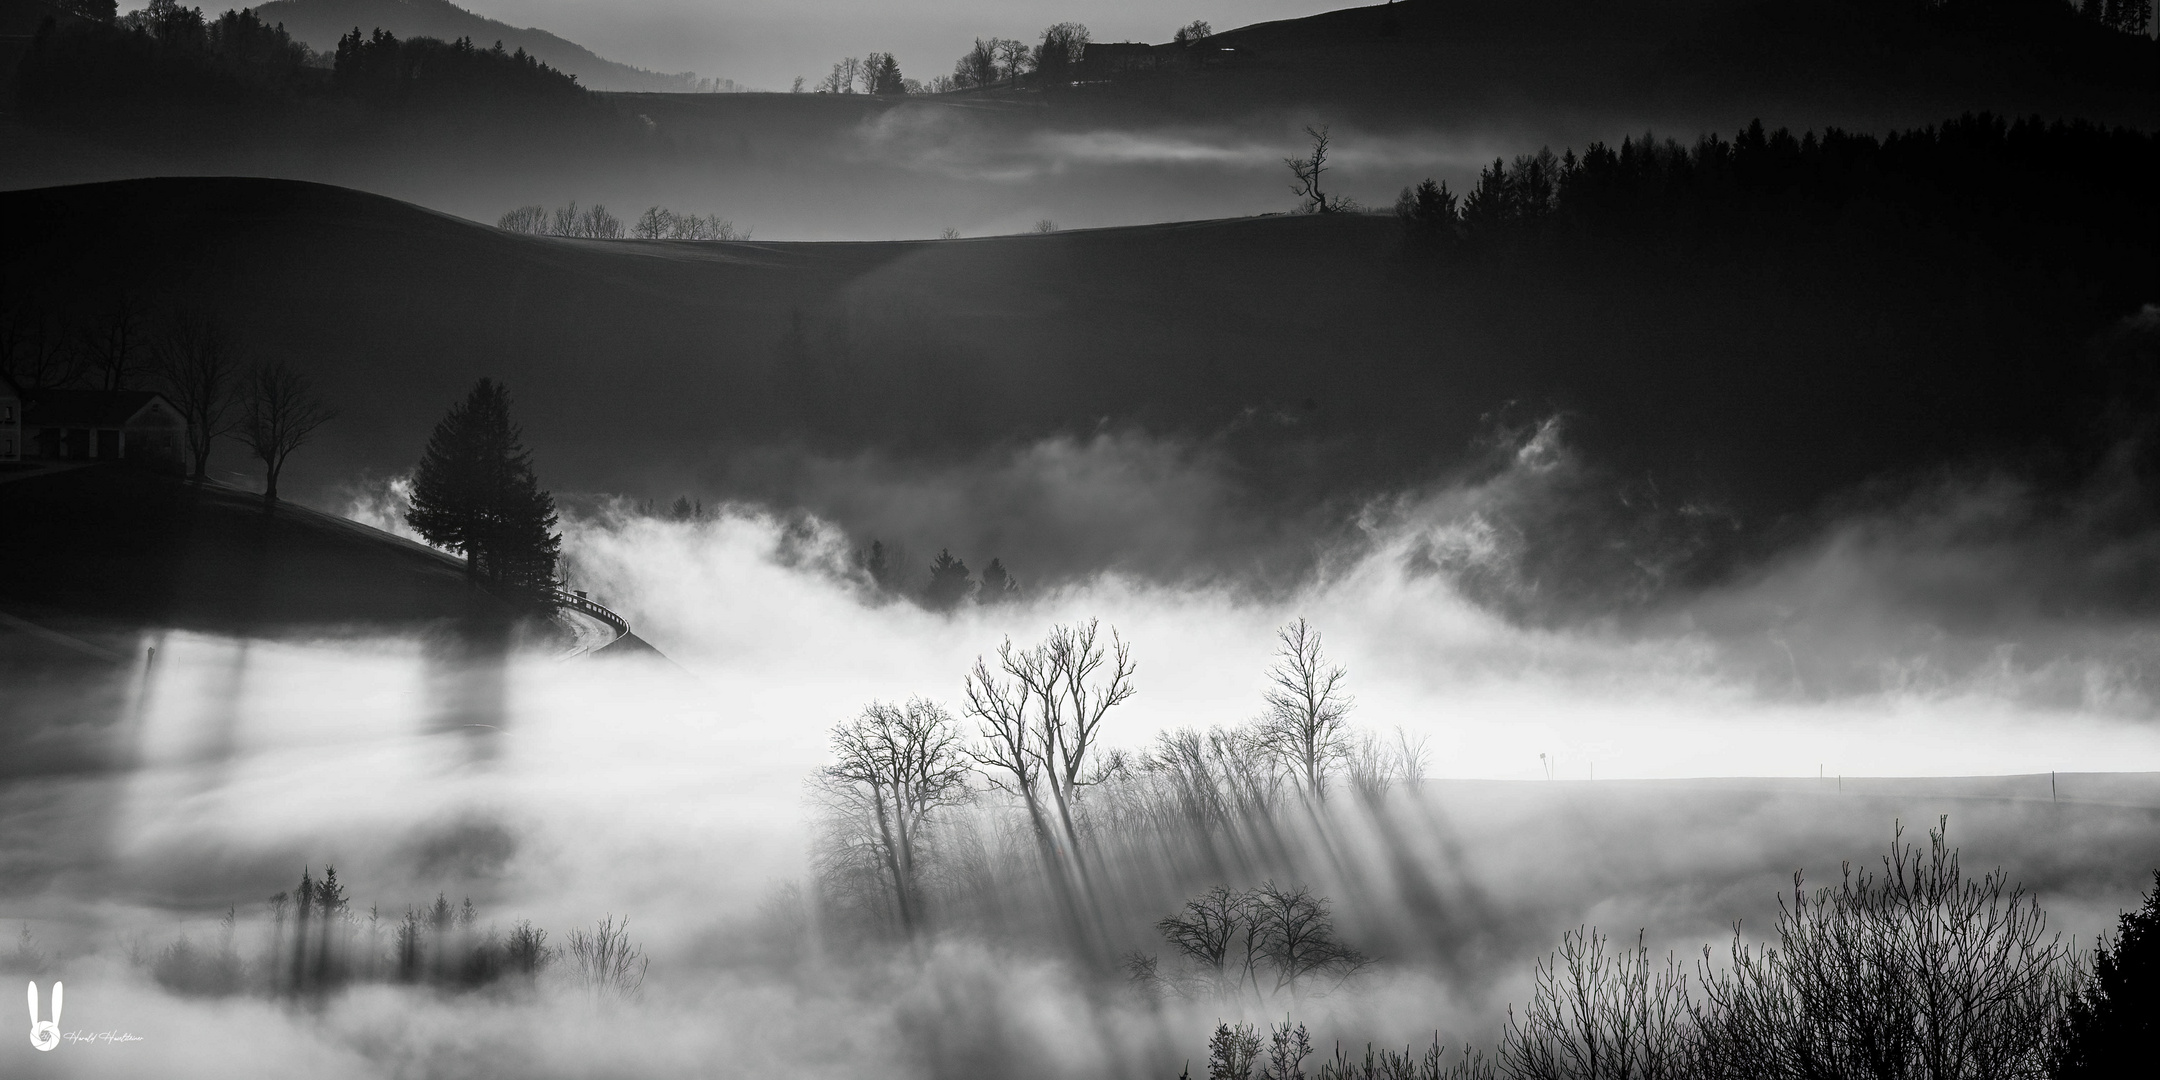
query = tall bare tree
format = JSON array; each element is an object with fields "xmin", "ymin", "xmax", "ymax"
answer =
[
  {"xmin": 817, "ymin": 698, "xmax": 972, "ymax": 936},
  {"xmin": 154, "ymin": 311, "xmax": 242, "ymax": 480},
  {"xmin": 1258, "ymin": 618, "xmax": 1353, "ymax": 802},
  {"xmin": 965, "ymin": 619, "xmax": 1136, "ymax": 948},
  {"xmin": 238, "ymin": 359, "xmax": 334, "ymax": 504},
  {"xmin": 78, "ymin": 293, "xmax": 146, "ymax": 391}
]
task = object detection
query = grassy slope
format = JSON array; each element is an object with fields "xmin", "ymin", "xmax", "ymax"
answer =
[
  {"xmin": 0, "ymin": 175, "xmax": 2139, "ymax": 584},
  {"xmin": 0, "ymin": 463, "xmax": 512, "ymax": 635}
]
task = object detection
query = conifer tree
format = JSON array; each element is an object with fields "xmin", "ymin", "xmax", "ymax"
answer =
[
  {"xmin": 407, "ymin": 378, "xmax": 562, "ymax": 606},
  {"xmin": 923, "ymin": 549, "xmax": 974, "ymax": 611},
  {"xmin": 977, "ymin": 558, "xmax": 1019, "ymax": 605}
]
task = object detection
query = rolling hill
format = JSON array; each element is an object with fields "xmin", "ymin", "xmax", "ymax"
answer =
[{"xmin": 246, "ymin": 0, "xmax": 704, "ymax": 91}]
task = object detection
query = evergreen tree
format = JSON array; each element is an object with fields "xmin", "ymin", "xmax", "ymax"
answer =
[
  {"xmin": 923, "ymin": 549, "xmax": 974, "ymax": 611},
  {"xmin": 977, "ymin": 557, "xmax": 1019, "ymax": 605},
  {"xmin": 407, "ymin": 378, "xmax": 562, "ymax": 605},
  {"xmin": 2057, "ymin": 871, "xmax": 2160, "ymax": 1076}
]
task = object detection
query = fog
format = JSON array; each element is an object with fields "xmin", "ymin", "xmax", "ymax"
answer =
[{"xmin": 6, "ymin": 422, "xmax": 2158, "ymax": 1077}]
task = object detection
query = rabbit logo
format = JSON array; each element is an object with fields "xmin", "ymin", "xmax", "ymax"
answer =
[{"xmin": 26, "ymin": 980, "xmax": 61, "ymax": 1052}]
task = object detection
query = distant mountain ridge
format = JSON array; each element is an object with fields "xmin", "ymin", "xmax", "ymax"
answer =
[{"xmin": 246, "ymin": 0, "xmax": 703, "ymax": 91}]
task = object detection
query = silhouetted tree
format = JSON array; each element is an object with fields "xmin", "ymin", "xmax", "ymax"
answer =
[
  {"xmin": 1174, "ymin": 20, "xmax": 1212, "ymax": 44},
  {"xmin": 1395, "ymin": 177, "xmax": 1459, "ymax": 246},
  {"xmin": 816, "ymin": 698, "xmax": 972, "ymax": 936},
  {"xmin": 994, "ymin": 38, "xmax": 1033, "ymax": 86},
  {"xmin": 238, "ymin": 359, "xmax": 333, "ymax": 504},
  {"xmin": 1256, "ymin": 618, "xmax": 1353, "ymax": 802},
  {"xmin": 1035, "ymin": 23, "xmax": 1089, "ymax": 85},
  {"xmin": 955, "ymin": 37, "xmax": 999, "ymax": 88},
  {"xmin": 406, "ymin": 378, "xmax": 561, "ymax": 603},
  {"xmin": 977, "ymin": 557, "xmax": 1018, "ymax": 604},
  {"xmin": 1459, "ymin": 157, "xmax": 1511, "ymax": 230},
  {"xmin": 78, "ymin": 293, "xmax": 145, "ymax": 391},
  {"xmin": 864, "ymin": 51, "xmax": 904, "ymax": 94},
  {"xmin": 2056, "ymin": 871, "xmax": 2160, "ymax": 1077},
  {"xmin": 1285, "ymin": 126, "xmax": 1337, "ymax": 214},
  {"xmin": 61, "ymin": 0, "xmax": 117, "ymax": 20},
  {"xmin": 924, "ymin": 549, "xmax": 974, "ymax": 610},
  {"xmin": 153, "ymin": 310, "xmax": 242, "ymax": 480}
]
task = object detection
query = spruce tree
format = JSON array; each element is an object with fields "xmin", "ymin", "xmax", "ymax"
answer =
[
  {"xmin": 407, "ymin": 378, "xmax": 562, "ymax": 606},
  {"xmin": 923, "ymin": 549, "xmax": 974, "ymax": 610}
]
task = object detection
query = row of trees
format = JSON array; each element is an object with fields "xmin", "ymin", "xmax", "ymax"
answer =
[
  {"xmin": 331, "ymin": 28, "xmax": 584, "ymax": 104},
  {"xmin": 814, "ymin": 52, "xmax": 909, "ymax": 95},
  {"xmin": 857, "ymin": 540, "xmax": 1020, "ymax": 610},
  {"xmin": 140, "ymin": 864, "xmax": 644, "ymax": 1000},
  {"xmin": 811, "ymin": 617, "xmax": 1415, "ymax": 961},
  {"xmin": 495, "ymin": 202, "xmax": 748, "ymax": 241},
  {"xmin": 2, "ymin": 294, "xmax": 333, "ymax": 500},
  {"xmin": 1198, "ymin": 822, "xmax": 2160, "ymax": 1080},
  {"xmin": 1391, "ymin": 114, "xmax": 2160, "ymax": 249}
]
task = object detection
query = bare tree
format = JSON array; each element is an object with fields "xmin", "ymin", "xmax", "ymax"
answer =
[
  {"xmin": 994, "ymin": 38, "xmax": 1032, "ymax": 87},
  {"xmin": 1257, "ymin": 618, "xmax": 1354, "ymax": 802},
  {"xmin": 965, "ymin": 619, "xmax": 1137, "ymax": 943},
  {"xmin": 238, "ymin": 359, "xmax": 334, "ymax": 504},
  {"xmin": 565, "ymin": 915, "xmax": 647, "ymax": 1000},
  {"xmin": 0, "ymin": 291, "xmax": 79, "ymax": 389},
  {"xmin": 1502, "ymin": 927, "xmax": 1697, "ymax": 1080},
  {"xmin": 78, "ymin": 293, "xmax": 146, "ymax": 390},
  {"xmin": 1285, "ymin": 126, "xmax": 1338, "ymax": 214},
  {"xmin": 154, "ymin": 311, "xmax": 242, "ymax": 480},
  {"xmin": 817, "ymin": 698, "xmax": 973, "ymax": 937}
]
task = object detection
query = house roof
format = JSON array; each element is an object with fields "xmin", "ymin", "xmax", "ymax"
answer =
[{"xmin": 23, "ymin": 389, "xmax": 177, "ymax": 428}]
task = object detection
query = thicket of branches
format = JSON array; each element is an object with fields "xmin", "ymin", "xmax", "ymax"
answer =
[{"xmin": 1214, "ymin": 818, "xmax": 2157, "ymax": 1080}]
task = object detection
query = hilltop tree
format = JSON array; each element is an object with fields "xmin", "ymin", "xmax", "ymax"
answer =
[
  {"xmin": 153, "ymin": 310, "xmax": 242, "ymax": 480},
  {"xmin": 993, "ymin": 38, "xmax": 1033, "ymax": 86},
  {"xmin": 1173, "ymin": 20, "xmax": 1212, "ymax": 44},
  {"xmin": 238, "ymin": 359, "xmax": 334, "ymax": 504},
  {"xmin": 1395, "ymin": 177, "xmax": 1459, "ymax": 247},
  {"xmin": 924, "ymin": 549, "xmax": 974, "ymax": 610},
  {"xmin": 955, "ymin": 38, "xmax": 999, "ymax": 88},
  {"xmin": 406, "ymin": 378, "xmax": 562, "ymax": 603},
  {"xmin": 1285, "ymin": 126, "xmax": 1338, "ymax": 214},
  {"xmin": 1034, "ymin": 23, "xmax": 1089, "ymax": 84},
  {"xmin": 863, "ymin": 51, "xmax": 905, "ymax": 94}
]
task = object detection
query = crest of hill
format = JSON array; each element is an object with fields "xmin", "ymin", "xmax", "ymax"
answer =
[
  {"xmin": 1154, "ymin": 0, "xmax": 2157, "ymax": 126},
  {"xmin": 244, "ymin": 0, "xmax": 700, "ymax": 91}
]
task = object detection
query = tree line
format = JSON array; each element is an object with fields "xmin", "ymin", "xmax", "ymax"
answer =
[
  {"xmin": 1392, "ymin": 114, "xmax": 2158, "ymax": 264},
  {"xmin": 1, "ymin": 294, "xmax": 333, "ymax": 502},
  {"xmin": 124, "ymin": 863, "xmax": 645, "ymax": 1002},
  {"xmin": 496, "ymin": 202, "xmax": 749, "ymax": 241},
  {"xmin": 17, "ymin": 0, "xmax": 595, "ymax": 122},
  {"xmin": 801, "ymin": 18, "xmax": 1208, "ymax": 96},
  {"xmin": 856, "ymin": 539, "xmax": 1020, "ymax": 610}
]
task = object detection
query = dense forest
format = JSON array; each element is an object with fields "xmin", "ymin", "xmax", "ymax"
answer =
[{"xmin": 13, "ymin": 0, "xmax": 613, "ymax": 134}]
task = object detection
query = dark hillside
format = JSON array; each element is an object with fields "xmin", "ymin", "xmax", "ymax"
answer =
[
  {"xmin": 0, "ymin": 463, "xmax": 514, "ymax": 635},
  {"xmin": 0, "ymin": 148, "xmax": 2152, "ymax": 592}
]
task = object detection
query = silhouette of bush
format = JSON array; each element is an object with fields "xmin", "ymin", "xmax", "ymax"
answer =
[{"xmin": 2053, "ymin": 871, "xmax": 2160, "ymax": 1078}]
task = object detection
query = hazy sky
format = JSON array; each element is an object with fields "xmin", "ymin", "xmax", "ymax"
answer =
[{"xmin": 454, "ymin": 1, "xmax": 1332, "ymax": 89}]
